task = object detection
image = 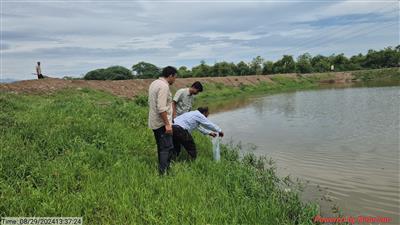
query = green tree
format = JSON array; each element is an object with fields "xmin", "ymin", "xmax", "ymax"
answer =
[
  {"xmin": 236, "ymin": 61, "xmax": 250, "ymax": 76},
  {"xmin": 274, "ymin": 55, "xmax": 295, "ymax": 73},
  {"xmin": 177, "ymin": 66, "xmax": 193, "ymax": 78},
  {"xmin": 331, "ymin": 54, "xmax": 350, "ymax": 71},
  {"xmin": 132, "ymin": 61, "xmax": 160, "ymax": 78},
  {"xmin": 212, "ymin": 61, "xmax": 235, "ymax": 77},
  {"xmin": 262, "ymin": 61, "xmax": 274, "ymax": 75},
  {"xmin": 84, "ymin": 66, "xmax": 133, "ymax": 80},
  {"xmin": 229, "ymin": 63, "xmax": 238, "ymax": 76},
  {"xmin": 192, "ymin": 60, "xmax": 211, "ymax": 77},
  {"xmin": 296, "ymin": 53, "xmax": 313, "ymax": 73},
  {"xmin": 311, "ymin": 55, "xmax": 330, "ymax": 72},
  {"xmin": 363, "ymin": 46, "xmax": 400, "ymax": 68},
  {"xmin": 348, "ymin": 53, "xmax": 365, "ymax": 70},
  {"xmin": 249, "ymin": 56, "xmax": 264, "ymax": 75}
]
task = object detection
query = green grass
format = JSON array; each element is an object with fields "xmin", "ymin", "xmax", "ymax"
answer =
[
  {"xmin": 195, "ymin": 68, "xmax": 399, "ymax": 109},
  {"xmin": 195, "ymin": 75, "xmax": 318, "ymax": 109},
  {"xmin": 2, "ymin": 68, "xmax": 397, "ymax": 224},
  {"xmin": 1, "ymin": 88, "xmax": 318, "ymax": 225},
  {"xmin": 352, "ymin": 67, "xmax": 400, "ymax": 82}
]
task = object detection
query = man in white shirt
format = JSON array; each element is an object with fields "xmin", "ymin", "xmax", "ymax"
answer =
[
  {"xmin": 172, "ymin": 81, "xmax": 203, "ymax": 119},
  {"xmin": 148, "ymin": 66, "xmax": 177, "ymax": 174},
  {"xmin": 172, "ymin": 107, "xmax": 224, "ymax": 160}
]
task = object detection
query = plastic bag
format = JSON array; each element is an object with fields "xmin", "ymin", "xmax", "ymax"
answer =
[{"xmin": 212, "ymin": 134, "xmax": 221, "ymax": 161}]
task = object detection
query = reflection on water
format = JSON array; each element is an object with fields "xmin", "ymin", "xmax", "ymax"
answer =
[
  {"xmin": 203, "ymin": 96, "xmax": 255, "ymax": 114},
  {"xmin": 210, "ymin": 84, "xmax": 400, "ymax": 224}
]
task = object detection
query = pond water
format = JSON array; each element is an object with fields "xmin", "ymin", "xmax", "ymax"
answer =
[{"xmin": 209, "ymin": 83, "xmax": 399, "ymax": 224}]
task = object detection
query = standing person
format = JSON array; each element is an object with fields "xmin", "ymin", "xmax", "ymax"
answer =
[
  {"xmin": 172, "ymin": 81, "xmax": 203, "ymax": 119},
  {"xmin": 172, "ymin": 107, "xmax": 224, "ymax": 160},
  {"xmin": 36, "ymin": 62, "xmax": 44, "ymax": 79},
  {"xmin": 148, "ymin": 66, "xmax": 177, "ymax": 174}
]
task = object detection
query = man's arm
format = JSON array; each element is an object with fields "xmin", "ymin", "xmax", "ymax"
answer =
[
  {"xmin": 195, "ymin": 113, "xmax": 222, "ymax": 135},
  {"xmin": 157, "ymin": 86, "xmax": 172, "ymax": 134},
  {"xmin": 172, "ymin": 89, "xmax": 182, "ymax": 119},
  {"xmin": 197, "ymin": 125, "xmax": 211, "ymax": 135},
  {"xmin": 160, "ymin": 111, "xmax": 172, "ymax": 134},
  {"xmin": 172, "ymin": 101, "xmax": 177, "ymax": 119}
]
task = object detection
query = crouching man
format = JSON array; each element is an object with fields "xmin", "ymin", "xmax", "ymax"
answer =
[{"xmin": 172, "ymin": 107, "xmax": 224, "ymax": 160}]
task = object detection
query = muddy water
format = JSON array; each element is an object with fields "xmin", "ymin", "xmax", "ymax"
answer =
[{"xmin": 209, "ymin": 84, "xmax": 399, "ymax": 224}]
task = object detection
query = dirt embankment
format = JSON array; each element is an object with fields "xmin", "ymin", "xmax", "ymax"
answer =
[{"xmin": 0, "ymin": 72, "xmax": 353, "ymax": 99}]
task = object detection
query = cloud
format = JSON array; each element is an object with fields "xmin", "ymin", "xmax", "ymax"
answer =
[
  {"xmin": 295, "ymin": 13, "xmax": 395, "ymax": 28},
  {"xmin": 1, "ymin": 0, "xmax": 398, "ymax": 80},
  {"xmin": 0, "ymin": 43, "xmax": 10, "ymax": 50},
  {"xmin": 2, "ymin": 30, "xmax": 62, "ymax": 42}
]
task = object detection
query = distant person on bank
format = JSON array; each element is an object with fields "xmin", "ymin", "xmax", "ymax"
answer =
[
  {"xmin": 148, "ymin": 66, "xmax": 177, "ymax": 174},
  {"xmin": 36, "ymin": 62, "xmax": 44, "ymax": 79},
  {"xmin": 172, "ymin": 107, "xmax": 224, "ymax": 160},
  {"xmin": 172, "ymin": 81, "xmax": 203, "ymax": 119}
]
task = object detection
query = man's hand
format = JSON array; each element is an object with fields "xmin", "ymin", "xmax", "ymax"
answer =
[
  {"xmin": 165, "ymin": 124, "xmax": 173, "ymax": 135},
  {"xmin": 218, "ymin": 131, "xmax": 224, "ymax": 137},
  {"xmin": 209, "ymin": 132, "xmax": 217, "ymax": 137}
]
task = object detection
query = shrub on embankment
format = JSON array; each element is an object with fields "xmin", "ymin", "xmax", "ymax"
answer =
[
  {"xmin": 84, "ymin": 66, "xmax": 133, "ymax": 80},
  {"xmin": 352, "ymin": 67, "xmax": 400, "ymax": 81},
  {"xmin": 0, "ymin": 89, "xmax": 318, "ymax": 224}
]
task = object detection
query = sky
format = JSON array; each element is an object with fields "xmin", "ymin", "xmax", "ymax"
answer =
[{"xmin": 1, "ymin": 0, "xmax": 399, "ymax": 80}]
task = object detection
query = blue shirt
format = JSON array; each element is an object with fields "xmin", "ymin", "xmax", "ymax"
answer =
[{"xmin": 174, "ymin": 110, "xmax": 222, "ymax": 135}]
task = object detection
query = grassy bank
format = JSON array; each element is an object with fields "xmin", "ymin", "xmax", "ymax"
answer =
[
  {"xmin": 2, "ymin": 68, "xmax": 397, "ymax": 224},
  {"xmin": 195, "ymin": 68, "xmax": 400, "ymax": 108},
  {"xmin": 1, "ymin": 89, "xmax": 318, "ymax": 224},
  {"xmin": 352, "ymin": 67, "xmax": 400, "ymax": 82}
]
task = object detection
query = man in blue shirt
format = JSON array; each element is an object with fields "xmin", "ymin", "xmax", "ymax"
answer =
[{"xmin": 172, "ymin": 107, "xmax": 224, "ymax": 160}]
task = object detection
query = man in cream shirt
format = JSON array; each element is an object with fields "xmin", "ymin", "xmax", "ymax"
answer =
[{"xmin": 148, "ymin": 66, "xmax": 177, "ymax": 174}]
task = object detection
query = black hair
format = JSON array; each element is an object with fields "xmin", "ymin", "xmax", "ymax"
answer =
[
  {"xmin": 161, "ymin": 66, "xmax": 177, "ymax": 78},
  {"xmin": 197, "ymin": 106, "xmax": 209, "ymax": 115},
  {"xmin": 191, "ymin": 81, "xmax": 203, "ymax": 92}
]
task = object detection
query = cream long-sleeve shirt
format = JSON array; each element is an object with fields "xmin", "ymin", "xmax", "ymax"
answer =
[{"xmin": 148, "ymin": 77, "xmax": 173, "ymax": 130}]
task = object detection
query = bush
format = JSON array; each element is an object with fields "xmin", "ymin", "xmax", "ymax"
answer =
[
  {"xmin": 133, "ymin": 94, "xmax": 148, "ymax": 107},
  {"xmin": 84, "ymin": 66, "xmax": 133, "ymax": 80}
]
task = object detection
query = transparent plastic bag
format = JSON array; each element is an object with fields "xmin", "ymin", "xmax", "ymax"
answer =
[{"xmin": 212, "ymin": 134, "xmax": 221, "ymax": 161}]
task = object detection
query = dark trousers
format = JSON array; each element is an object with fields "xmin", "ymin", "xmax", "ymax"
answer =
[
  {"xmin": 153, "ymin": 126, "xmax": 174, "ymax": 174},
  {"xmin": 172, "ymin": 125, "xmax": 197, "ymax": 160},
  {"xmin": 38, "ymin": 74, "xmax": 44, "ymax": 79}
]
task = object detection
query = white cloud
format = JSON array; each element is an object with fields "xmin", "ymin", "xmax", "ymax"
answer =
[
  {"xmin": 1, "ymin": 0, "xmax": 398, "ymax": 80},
  {"xmin": 196, "ymin": 31, "xmax": 269, "ymax": 41},
  {"xmin": 299, "ymin": 0, "xmax": 397, "ymax": 22}
]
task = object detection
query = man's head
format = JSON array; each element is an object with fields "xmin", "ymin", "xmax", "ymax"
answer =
[
  {"xmin": 189, "ymin": 81, "xmax": 203, "ymax": 95},
  {"xmin": 37, "ymin": 62, "xmax": 40, "ymax": 65},
  {"xmin": 161, "ymin": 66, "xmax": 177, "ymax": 85},
  {"xmin": 197, "ymin": 106, "xmax": 209, "ymax": 117}
]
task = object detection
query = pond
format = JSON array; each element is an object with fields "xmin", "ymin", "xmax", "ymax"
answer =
[{"xmin": 209, "ymin": 83, "xmax": 399, "ymax": 224}]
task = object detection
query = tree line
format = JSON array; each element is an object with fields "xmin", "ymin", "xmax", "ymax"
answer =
[{"xmin": 84, "ymin": 45, "xmax": 400, "ymax": 80}]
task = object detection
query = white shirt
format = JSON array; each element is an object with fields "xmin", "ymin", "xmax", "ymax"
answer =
[
  {"xmin": 174, "ymin": 110, "xmax": 222, "ymax": 135},
  {"xmin": 148, "ymin": 78, "xmax": 172, "ymax": 130},
  {"xmin": 36, "ymin": 65, "xmax": 42, "ymax": 75}
]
